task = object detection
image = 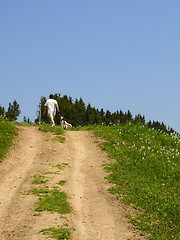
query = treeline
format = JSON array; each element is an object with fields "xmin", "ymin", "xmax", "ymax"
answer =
[
  {"xmin": 0, "ymin": 100, "xmax": 21, "ymax": 121},
  {"xmin": 37, "ymin": 93, "xmax": 176, "ymax": 134}
]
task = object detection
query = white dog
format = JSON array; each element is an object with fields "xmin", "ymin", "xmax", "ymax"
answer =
[{"xmin": 60, "ymin": 117, "xmax": 72, "ymax": 129}]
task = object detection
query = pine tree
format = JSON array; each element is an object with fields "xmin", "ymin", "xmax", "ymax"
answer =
[
  {"xmin": 86, "ymin": 103, "xmax": 93, "ymax": 124},
  {"xmin": 114, "ymin": 110, "xmax": 120, "ymax": 124},
  {"xmin": 95, "ymin": 108, "xmax": 102, "ymax": 124},
  {"xmin": 23, "ymin": 116, "xmax": 27, "ymax": 122},
  {"xmin": 0, "ymin": 105, "xmax": 5, "ymax": 118},
  {"xmin": 105, "ymin": 110, "xmax": 111, "ymax": 125},
  {"xmin": 100, "ymin": 108, "xmax": 105, "ymax": 118},
  {"xmin": 127, "ymin": 110, "xmax": 133, "ymax": 122},
  {"xmin": 74, "ymin": 98, "xmax": 86, "ymax": 126},
  {"xmin": 86, "ymin": 104, "xmax": 100, "ymax": 125},
  {"xmin": 37, "ymin": 96, "xmax": 47, "ymax": 124},
  {"xmin": 93, "ymin": 107, "xmax": 101, "ymax": 125},
  {"xmin": 119, "ymin": 110, "xmax": 126, "ymax": 124},
  {"xmin": 111, "ymin": 111, "xmax": 118, "ymax": 124},
  {"xmin": 134, "ymin": 114, "xmax": 145, "ymax": 124},
  {"xmin": 5, "ymin": 100, "xmax": 21, "ymax": 121},
  {"xmin": 147, "ymin": 120, "xmax": 152, "ymax": 127}
]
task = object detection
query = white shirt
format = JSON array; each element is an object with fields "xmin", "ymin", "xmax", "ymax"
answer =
[{"xmin": 45, "ymin": 99, "xmax": 58, "ymax": 114}]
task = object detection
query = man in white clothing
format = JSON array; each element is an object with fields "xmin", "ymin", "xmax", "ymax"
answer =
[{"xmin": 44, "ymin": 94, "xmax": 60, "ymax": 126}]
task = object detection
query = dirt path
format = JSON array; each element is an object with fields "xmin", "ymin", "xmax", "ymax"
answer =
[{"xmin": 0, "ymin": 126, "xmax": 145, "ymax": 240}]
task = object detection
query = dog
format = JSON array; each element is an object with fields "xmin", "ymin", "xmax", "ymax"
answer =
[{"xmin": 60, "ymin": 117, "xmax": 72, "ymax": 129}]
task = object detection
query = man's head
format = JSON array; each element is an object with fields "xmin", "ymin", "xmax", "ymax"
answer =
[{"xmin": 49, "ymin": 94, "xmax": 54, "ymax": 99}]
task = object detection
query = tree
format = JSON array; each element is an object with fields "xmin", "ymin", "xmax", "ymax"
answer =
[
  {"xmin": 23, "ymin": 116, "xmax": 27, "ymax": 122},
  {"xmin": 0, "ymin": 105, "xmax": 5, "ymax": 118},
  {"xmin": 86, "ymin": 103, "xmax": 94, "ymax": 124},
  {"xmin": 119, "ymin": 110, "xmax": 126, "ymax": 124},
  {"xmin": 127, "ymin": 110, "xmax": 133, "ymax": 122},
  {"xmin": 105, "ymin": 110, "xmax": 111, "ymax": 125},
  {"xmin": 5, "ymin": 100, "xmax": 21, "ymax": 121},
  {"xmin": 57, "ymin": 95, "xmax": 76, "ymax": 126},
  {"xmin": 134, "ymin": 114, "xmax": 145, "ymax": 124},
  {"xmin": 72, "ymin": 98, "xmax": 86, "ymax": 126},
  {"xmin": 112, "ymin": 110, "xmax": 120, "ymax": 124},
  {"xmin": 92, "ymin": 107, "xmax": 101, "ymax": 125},
  {"xmin": 36, "ymin": 96, "xmax": 47, "ymax": 124}
]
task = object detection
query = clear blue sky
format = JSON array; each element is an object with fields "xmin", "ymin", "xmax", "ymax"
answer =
[{"xmin": 0, "ymin": 1, "xmax": 180, "ymax": 132}]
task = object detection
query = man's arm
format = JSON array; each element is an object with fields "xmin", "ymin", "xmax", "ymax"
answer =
[{"xmin": 56, "ymin": 103, "xmax": 59, "ymax": 112}]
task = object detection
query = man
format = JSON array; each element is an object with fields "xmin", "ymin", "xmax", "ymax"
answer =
[{"xmin": 44, "ymin": 94, "xmax": 59, "ymax": 126}]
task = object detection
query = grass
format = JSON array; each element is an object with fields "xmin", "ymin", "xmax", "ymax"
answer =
[
  {"xmin": 39, "ymin": 124, "xmax": 65, "ymax": 143},
  {"xmin": 25, "ymin": 187, "xmax": 50, "ymax": 196},
  {"xmin": 23, "ymin": 225, "xmax": 32, "ymax": 229},
  {"xmin": 52, "ymin": 135, "xmax": 65, "ymax": 143},
  {"xmin": 39, "ymin": 124, "xmax": 64, "ymax": 135},
  {"xmin": 44, "ymin": 171, "xmax": 60, "ymax": 175},
  {"xmin": 0, "ymin": 119, "xmax": 18, "ymax": 161},
  {"xmin": 26, "ymin": 187, "xmax": 71, "ymax": 214},
  {"xmin": 35, "ymin": 189, "xmax": 71, "ymax": 214},
  {"xmin": 27, "ymin": 169, "xmax": 71, "ymax": 238},
  {"xmin": 75, "ymin": 123, "xmax": 180, "ymax": 240},
  {"xmin": 32, "ymin": 174, "xmax": 48, "ymax": 184},
  {"xmin": 40, "ymin": 227, "xmax": 71, "ymax": 239},
  {"xmin": 53, "ymin": 163, "xmax": 69, "ymax": 170},
  {"xmin": 57, "ymin": 180, "xmax": 66, "ymax": 186},
  {"xmin": 14, "ymin": 122, "xmax": 33, "ymax": 127}
]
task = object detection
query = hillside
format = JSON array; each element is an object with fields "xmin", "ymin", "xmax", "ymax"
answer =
[
  {"xmin": 0, "ymin": 121, "xmax": 179, "ymax": 239},
  {"xmin": 85, "ymin": 123, "xmax": 180, "ymax": 239},
  {"xmin": 0, "ymin": 125, "xmax": 145, "ymax": 240}
]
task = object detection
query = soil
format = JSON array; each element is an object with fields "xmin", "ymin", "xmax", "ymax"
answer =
[{"xmin": 0, "ymin": 126, "xmax": 146, "ymax": 240}]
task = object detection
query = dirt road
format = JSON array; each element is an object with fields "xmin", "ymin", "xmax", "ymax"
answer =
[{"xmin": 0, "ymin": 126, "xmax": 145, "ymax": 240}]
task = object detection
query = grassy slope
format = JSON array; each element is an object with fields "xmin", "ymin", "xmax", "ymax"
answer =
[
  {"xmin": 1, "ymin": 120, "xmax": 179, "ymax": 239},
  {"xmin": 0, "ymin": 119, "xmax": 18, "ymax": 161},
  {"xmin": 78, "ymin": 123, "xmax": 180, "ymax": 240}
]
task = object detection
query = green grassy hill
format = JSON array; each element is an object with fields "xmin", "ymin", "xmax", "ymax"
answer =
[
  {"xmin": 1, "ymin": 119, "xmax": 179, "ymax": 239},
  {"xmin": 81, "ymin": 123, "xmax": 180, "ymax": 240},
  {"xmin": 0, "ymin": 119, "xmax": 18, "ymax": 161}
]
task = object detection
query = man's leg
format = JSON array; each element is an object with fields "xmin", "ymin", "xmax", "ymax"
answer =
[{"xmin": 49, "ymin": 113, "xmax": 55, "ymax": 126}]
